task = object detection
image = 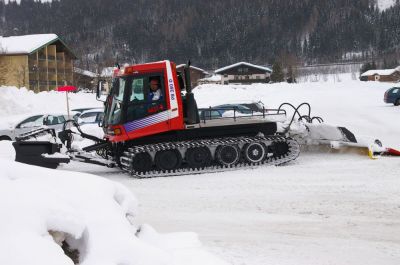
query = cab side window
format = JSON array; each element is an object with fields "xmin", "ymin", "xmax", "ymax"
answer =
[
  {"xmin": 130, "ymin": 78, "xmax": 145, "ymax": 102},
  {"xmin": 126, "ymin": 75, "xmax": 166, "ymax": 122}
]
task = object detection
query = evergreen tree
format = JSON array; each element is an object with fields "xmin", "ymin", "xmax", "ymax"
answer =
[
  {"xmin": 0, "ymin": 0, "xmax": 399, "ymax": 68},
  {"xmin": 286, "ymin": 65, "xmax": 296, "ymax": 83},
  {"xmin": 270, "ymin": 62, "xmax": 284, "ymax": 83},
  {"xmin": 360, "ymin": 61, "xmax": 378, "ymax": 75}
]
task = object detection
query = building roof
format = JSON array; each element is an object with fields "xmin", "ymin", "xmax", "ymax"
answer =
[
  {"xmin": 176, "ymin": 64, "xmax": 209, "ymax": 75},
  {"xmin": 361, "ymin": 66, "xmax": 400, "ymax": 77},
  {"xmin": 101, "ymin": 67, "xmax": 116, "ymax": 78},
  {"xmin": 215, "ymin": 62, "xmax": 272, "ymax": 74},
  {"xmin": 74, "ymin": 67, "xmax": 97, "ymax": 78},
  {"xmin": 0, "ymin": 33, "xmax": 76, "ymax": 58}
]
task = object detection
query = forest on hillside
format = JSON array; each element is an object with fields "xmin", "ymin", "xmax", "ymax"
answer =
[{"xmin": 0, "ymin": 0, "xmax": 399, "ymax": 70}]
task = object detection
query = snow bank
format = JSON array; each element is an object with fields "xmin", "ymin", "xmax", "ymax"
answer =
[
  {"xmin": 0, "ymin": 142, "xmax": 228, "ymax": 265},
  {"xmin": 0, "ymin": 86, "xmax": 101, "ymax": 122}
]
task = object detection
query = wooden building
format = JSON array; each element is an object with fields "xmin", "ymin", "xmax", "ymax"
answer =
[
  {"xmin": 215, "ymin": 62, "xmax": 272, "ymax": 85},
  {"xmin": 176, "ymin": 64, "xmax": 209, "ymax": 88},
  {"xmin": 360, "ymin": 67, "xmax": 400, "ymax": 82},
  {"xmin": 74, "ymin": 67, "xmax": 96, "ymax": 91},
  {"xmin": 0, "ymin": 34, "xmax": 76, "ymax": 91}
]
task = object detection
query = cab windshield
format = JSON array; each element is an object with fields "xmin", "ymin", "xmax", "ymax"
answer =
[
  {"xmin": 104, "ymin": 77, "xmax": 126, "ymax": 126},
  {"xmin": 103, "ymin": 74, "xmax": 166, "ymax": 127}
]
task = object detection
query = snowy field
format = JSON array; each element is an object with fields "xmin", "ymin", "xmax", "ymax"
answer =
[{"xmin": 1, "ymin": 74, "xmax": 400, "ymax": 265}]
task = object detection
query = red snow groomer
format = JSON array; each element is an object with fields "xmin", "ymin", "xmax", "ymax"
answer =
[
  {"xmin": 13, "ymin": 60, "xmax": 393, "ymax": 177},
  {"xmin": 93, "ymin": 60, "xmax": 300, "ymax": 176}
]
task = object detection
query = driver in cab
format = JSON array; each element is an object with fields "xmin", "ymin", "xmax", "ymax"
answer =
[
  {"xmin": 148, "ymin": 78, "xmax": 162, "ymax": 101},
  {"xmin": 147, "ymin": 77, "xmax": 164, "ymax": 114}
]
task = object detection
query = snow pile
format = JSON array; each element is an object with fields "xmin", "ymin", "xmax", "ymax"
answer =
[
  {"xmin": 0, "ymin": 86, "xmax": 101, "ymax": 120},
  {"xmin": 0, "ymin": 86, "xmax": 101, "ymax": 131},
  {"xmin": 70, "ymin": 123, "xmax": 105, "ymax": 150},
  {"xmin": 0, "ymin": 142, "xmax": 228, "ymax": 265}
]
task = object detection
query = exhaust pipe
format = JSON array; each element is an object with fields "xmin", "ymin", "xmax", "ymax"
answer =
[{"xmin": 183, "ymin": 60, "xmax": 199, "ymax": 124}]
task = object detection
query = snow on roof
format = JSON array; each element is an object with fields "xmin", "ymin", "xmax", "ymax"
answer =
[
  {"xmin": 199, "ymin": 74, "xmax": 222, "ymax": 82},
  {"xmin": 176, "ymin": 64, "xmax": 209, "ymax": 74},
  {"xmin": 0, "ymin": 34, "xmax": 59, "ymax": 55},
  {"xmin": 215, "ymin": 62, "xmax": 272, "ymax": 74},
  {"xmin": 101, "ymin": 67, "xmax": 116, "ymax": 77},
  {"xmin": 361, "ymin": 67, "xmax": 400, "ymax": 77},
  {"xmin": 74, "ymin": 67, "xmax": 97, "ymax": 78}
]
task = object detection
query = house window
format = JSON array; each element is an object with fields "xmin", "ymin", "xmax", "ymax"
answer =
[
  {"xmin": 234, "ymin": 76, "xmax": 239, "ymax": 80},
  {"xmin": 245, "ymin": 75, "xmax": 249, "ymax": 80},
  {"xmin": 224, "ymin": 74, "xmax": 228, "ymax": 78}
]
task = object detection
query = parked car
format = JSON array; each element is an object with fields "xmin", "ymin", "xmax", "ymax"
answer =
[
  {"xmin": 212, "ymin": 104, "xmax": 253, "ymax": 115},
  {"xmin": 235, "ymin": 101, "xmax": 266, "ymax": 113},
  {"xmin": 198, "ymin": 109, "xmax": 223, "ymax": 120},
  {"xmin": 71, "ymin": 107, "xmax": 98, "ymax": 121},
  {"xmin": 77, "ymin": 108, "xmax": 104, "ymax": 125},
  {"xmin": 198, "ymin": 102, "xmax": 267, "ymax": 121},
  {"xmin": 384, "ymin": 87, "xmax": 400, "ymax": 106},
  {"xmin": 0, "ymin": 114, "xmax": 68, "ymax": 141},
  {"xmin": 71, "ymin": 107, "xmax": 97, "ymax": 113}
]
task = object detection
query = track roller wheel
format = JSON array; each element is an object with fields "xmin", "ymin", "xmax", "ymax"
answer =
[
  {"xmin": 270, "ymin": 141, "xmax": 289, "ymax": 158},
  {"xmin": 243, "ymin": 142, "xmax": 266, "ymax": 163},
  {"xmin": 185, "ymin": 147, "xmax": 212, "ymax": 169},
  {"xmin": 131, "ymin": 152, "xmax": 153, "ymax": 173},
  {"xmin": 216, "ymin": 144, "xmax": 240, "ymax": 167},
  {"xmin": 155, "ymin": 149, "xmax": 182, "ymax": 171}
]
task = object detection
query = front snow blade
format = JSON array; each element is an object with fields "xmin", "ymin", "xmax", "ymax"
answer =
[
  {"xmin": 300, "ymin": 143, "xmax": 370, "ymax": 156},
  {"xmin": 13, "ymin": 141, "xmax": 70, "ymax": 169}
]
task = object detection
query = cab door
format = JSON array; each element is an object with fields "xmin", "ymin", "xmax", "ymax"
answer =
[{"xmin": 123, "ymin": 74, "xmax": 170, "ymax": 140}]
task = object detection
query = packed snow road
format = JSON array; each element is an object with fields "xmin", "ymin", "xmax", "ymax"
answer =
[{"xmin": 63, "ymin": 151, "xmax": 400, "ymax": 265}]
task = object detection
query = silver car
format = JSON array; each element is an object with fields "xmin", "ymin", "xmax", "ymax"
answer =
[
  {"xmin": 0, "ymin": 114, "xmax": 67, "ymax": 141},
  {"xmin": 77, "ymin": 108, "xmax": 104, "ymax": 125}
]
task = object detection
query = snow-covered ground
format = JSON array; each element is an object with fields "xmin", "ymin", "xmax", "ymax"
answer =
[{"xmin": 1, "ymin": 75, "xmax": 400, "ymax": 265}]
